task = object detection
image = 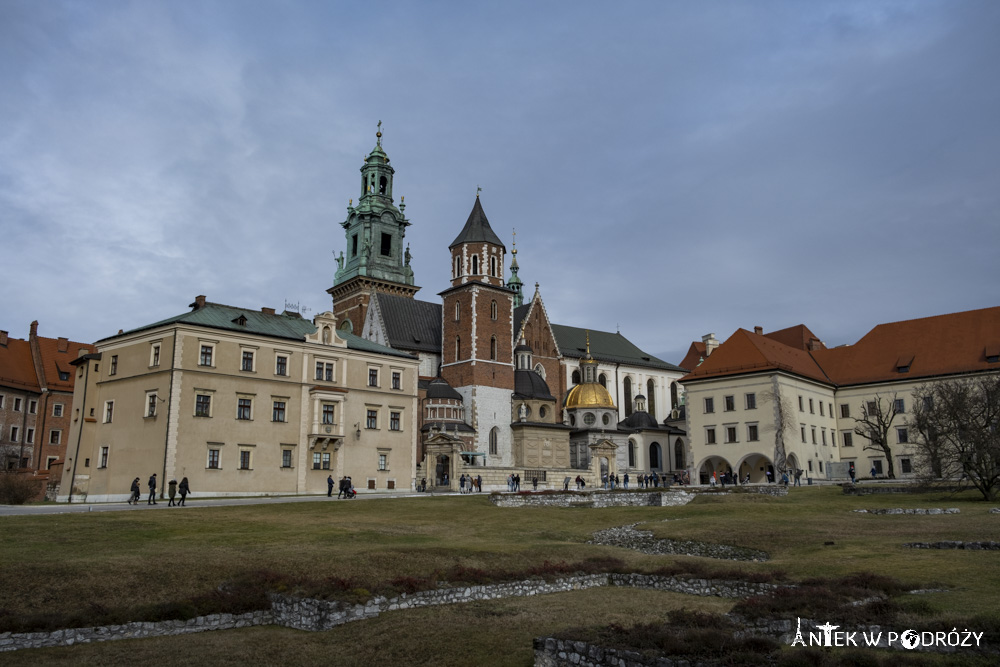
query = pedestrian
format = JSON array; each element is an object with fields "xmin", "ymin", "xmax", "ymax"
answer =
[
  {"xmin": 766, "ymin": 469, "xmax": 773, "ymax": 484},
  {"xmin": 870, "ymin": 465, "xmax": 877, "ymax": 479},
  {"xmin": 327, "ymin": 475, "xmax": 334, "ymax": 497},
  {"xmin": 532, "ymin": 477, "xmax": 538, "ymax": 491},
  {"xmin": 794, "ymin": 469, "xmax": 802, "ymax": 487},
  {"xmin": 477, "ymin": 475, "xmax": 482, "ymax": 492},
  {"xmin": 337, "ymin": 476, "xmax": 347, "ymax": 499},
  {"xmin": 168, "ymin": 479, "xmax": 178, "ymax": 506},
  {"xmin": 849, "ymin": 464, "xmax": 856, "ymax": 483},
  {"xmin": 710, "ymin": 471, "xmax": 717, "ymax": 487},
  {"xmin": 514, "ymin": 474, "xmax": 521, "ymax": 491},
  {"xmin": 147, "ymin": 473, "xmax": 158, "ymax": 505},
  {"xmin": 178, "ymin": 477, "xmax": 190, "ymax": 506},
  {"xmin": 346, "ymin": 476, "xmax": 355, "ymax": 498},
  {"xmin": 781, "ymin": 471, "xmax": 789, "ymax": 487},
  {"xmin": 623, "ymin": 472, "xmax": 629, "ymax": 489},
  {"xmin": 128, "ymin": 477, "xmax": 140, "ymax": 505}
]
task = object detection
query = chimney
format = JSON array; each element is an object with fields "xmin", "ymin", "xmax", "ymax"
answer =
[
  {"xmin": 754, "ymin": 326, "xmax": 763, "ymax": 335},
  {"xmin": 57, "ymin": 337, "xmax": 69, "ymax": 353},
  {"xmin": 261, "ymin": 307, "xmax": 275, "ymax": 316},
  {"xmin": 808, "ymin": 337, "xmax": 823, "ymax": 351},
  {"xmin": 191, "ymin": 295, "xmax": 207, "ymax": 310},
  {"xmin": 30, "ymin": 320, "xmax": 39, "ymax": 337},
  {"xmin": 702, "ymin": 333, "xmax": 719, "ymax": 357},
  {"xmin": 0, "ymin": 330, "xmax": 7, "ymax": 346}
]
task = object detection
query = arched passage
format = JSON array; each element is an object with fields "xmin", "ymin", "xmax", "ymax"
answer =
[
  {"xmin": 696, "ymin": 455, "xmax": 733, "ymax": 485},
  {"xmin": 673, "ymin": 438, "xmax": 685, "ymax": 470},
  {"xmin": 736, "ymin": 453, "xmax": 774, "ymax": 484}
]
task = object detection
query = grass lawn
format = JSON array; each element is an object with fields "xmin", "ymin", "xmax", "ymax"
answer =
[{"xmin": 1, "ymin": 485, "xmax": 997, "ymax": 665}]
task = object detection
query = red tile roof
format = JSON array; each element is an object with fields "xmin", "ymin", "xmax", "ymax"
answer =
[
  {"xmin": 678, "ymin": 341, "xmax": 706, "ymax": 372},
  {"xmin": 680, "ymin": 307, "xmax": 1000, "ymax": 387},
  {"xmin": 35, "ymin": 336, "xmax": 95, "ymax": 392},
  {"xmin": 0, "ymin": 338, "xmax": 40, "ymax": 392}
]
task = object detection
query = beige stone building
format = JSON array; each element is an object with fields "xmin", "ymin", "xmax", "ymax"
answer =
[
  {"xmin": 58, "ymin": 296, "xmax": 419, "ymax": 502},
  {"xmin": 680, "ymin": 307, "xmax": 1000, "ymax": 483}
]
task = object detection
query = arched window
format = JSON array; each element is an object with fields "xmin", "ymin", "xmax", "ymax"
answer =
[
  {"xmin": 624, "ymin": 377, "xmax": 634, "ymax": 417},
  {"xmin": 674, "ymin": 439, "xmax": 685, "ymax": 469},
  {"xmin": 455, "ymin": 302, "xmax": 460, "ymax": 322},
  {"xmin": 379, "ymin": 176, "xmax": 387, "ymax": 195},
  {"xmin": 471, "ymin": 255, "xmax": 479, "ymax": 275},
  {"xmin": 647, "ymin": 379, "xmax": 656, "ymax": 420},
  {"xmin": 628, "ymin": 440, "xmax": 636, "ymax": 467},
  {"xmin": 489, "ymin": 427, "xmax": 498, "ymax": 455},
  {"xmin": 455, "ymin": 336, "xmax": 461, "ymax": 362},
  {"xmin": 649, "ymin": 442, "xmax": 661, "ymax": 470},
  {"xmin": 670, "ymin": 382, "xmax": 678, "ymax": 409},
  {"xmin": 572, "ymin": 370, "xmax": 581, "ymax": 385},
  {"xmin": 490, "ymin": 255, "xmax": 497, "ymax": 277},
  {"xmin": 534, "ymin": 363, "xmax": 545, "ymax": 379},
  {"xmin": 454, "ymin": 255, "xmax": 461, "ymax": 278},
  {"xmin": 491, "ymin": 300, "xmax": 497, "ymax": 320},
  {"xmin": 490, "ymin": 335, "xmax": 497, "ymax": 360},
  {"xmin": 598, "ymin": 373, "xmax": 607, "ymax": 388}
]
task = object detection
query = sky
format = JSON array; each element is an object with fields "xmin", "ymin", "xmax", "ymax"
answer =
[{"xmin": 2, "ymin": 0, "xmax": 998, "ymax": 365}]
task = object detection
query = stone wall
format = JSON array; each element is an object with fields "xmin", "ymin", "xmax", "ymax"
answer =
[
  {"xmin": 0, "ymin": 573, "xmax": 778, "ymax": 652},
  {"xmin": 490, "ymin": 490, "xmax": 695, "ymax": 508},
  {"xmin": 853, "ymin": 508, "xmax": 960, "ymax": 515}
]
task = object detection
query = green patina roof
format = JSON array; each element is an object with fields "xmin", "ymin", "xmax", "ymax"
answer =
[
  {"xmin": 550, "ymin": 324, "xmax": 685, "ymax": 372},
  {"xmin": 102, "ymin": 301, "xmax": 415, "ymax": 359}
]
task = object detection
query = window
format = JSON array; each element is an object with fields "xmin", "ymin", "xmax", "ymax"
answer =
[
  {"xmin": 200, "ymin": 345, "xmax": 214, "ymax": 366},
  {"xmin": 368, "ymin": 368, "xmax": 379, "ymax": 387},
  {"xmin": 490, "ymin": 255, "xmax": 497, "ymax": 277},
  {"xmin": 46, "ymin": 456, "xmax": 57, "ymax": 469},
  {"xmin": 53, "ymin": 403, "xmax": 64, "ymax": 417},
  {"xmin": 798, "ymin": 396, "xmax": 803, "ymax": 411},
  {"xmin": 195, "ymin": 394, "xmax": 212, "ymax": 417},
  {"xmin": 315, "ymin": 361, "xmax": 334, "ymax": 382},
  {"xmin": 901, "ymin": 458, "xmax": 912, "ymax": 474},
  {"xmin": 811, "ymin": 427, "xmax": 816, "ymax": 444},
  {"xmin": 584, "ymin": 412, "xmax": 596, "ymax": 426},
  {"xmin": 25, "ymin": 428, "xmax": 34, "ymax": 444},
  {"xmin": 380, "ymin": 232, "xmax": 392, "ymax": 256},
  {"xmin": 840, "ymin": 404, "xmax": 850, "ymax": 418},
  {"xmin": 748, "ymin": 424, "xmax": 759, "ymax": 441},
  {"xmin": 809, "ymin": 398, "xmax": 814, "ymax": 414},
  {"xmin": 745, "ymin": 393, "xmax": 756, "ymax": 410},
  {"xmin": 491, "ymin": 300, "xmax": 497, "ymax": 320},
  {"xmin": 104, "ymin": 401, "xmax": 114, "ymax": 424},
  {"xmin": 322, "ymin": 452, "xmax": 330, "ymax": 469},
  {"xmin": 894, "ymin": 398, "xmax": 905, "ymax": 413},
  {"xmin": 378, "ymin": 453, "xmax": 388, "ymax": 471},
  {"xmin": 146, "ymin": 393, "xmax": 158, "ymax": 418},
  {"xmin": 455, "ymin": 336, "xmax": 461, "ymax": 362},
  {"xmin": 49, "ymin": 430, "xmax": 61, "ymax": 445},
  {"xmin": 872, "ymin": 460, "xmax": 883, "ymax": 475},
  {"xmin": 821, "ymin": 429, "xmax": 827, "ymax": 445},
  {"xmin": 829, "ymin": 403, "xmax": 833, "ymax": 417},
  {"xmin": 819, "ymin": 402, "xmax": 824, "ymax": 417},
  {"xmin": 322, "ymin": 403, "xmax": 335, "ymax": 424},
  {"xmin": 819, "ymin": 462, "xmax": 823, "ymax": 473},
  {"xmin": 471, "ymin": 255, "xmax": 479, "ymax": 275},
  {"xmin": 366, "ymin": 409, "xmax": 378, "ymax": 429},
  {"xmin": 808, "ymin": 460, "xmax": 813, "ymax": 472},
  {"xmin": 110, "ymin": 355, "xmax": 118, "ymax": 375},
  {"xmin": 704, "ymin": 397, "xmax": 714, "ymax": 414},
  {"xmin": 490, "ymin": 335, "xmax": 497, "ymax": 361},
  {"xmin": 455, "ymin": 302, "xmax": 460, "ymax": 322},
  {"xmin": 897, "ymin": 427, "xmax": 909, "ymax": 444},
  {"xmin": 273, "ymin": 401, "xmax": 286, "ymax": 422},
  {"xmin": 151, "ymin": 343, "xmax": 161, "ymax": 367},
  {"xmin": 706, "ymin": 428, "xmax": 716, "ymax": 445},
  {"xmin": 14, "ymin": 397, "xmax": 22, "ymax": 412},
  {"xmin": 239, "ymin": 449, "xmax": 252, "ymax": 470},
  {"xmin": 10, "ymin": 426, "xmax": 19, "ymax": 443},
  {"xmin": 725, "ymin": 426, "xmax": 737, "ymax": 443},
  {"xmin": 237, "ymin": 398, "xmax": 252, "ymax": 420},
  {"xmin": 489, "ymin": 427, "xmax": 498, "ymax": 455},
  {"xmin": 282, "ymin": 450, "xmax": 293, "ymax": 468},
  {"xmin": 843, "ymin": 432, "xmax": 854, "ymax": 447},
  {"xmin": 724, "ymin": 395, "xmax": 735, "ymax": 412},
  {"xmin": 392, "ymin": 371, "xmax": 401, "ymax": 390},
  {"xmin": 390, "ymin": 411, "xmax": 401, "ymax": 431},
  {"xmin": 0, "ymin": 395, "xmax": 4, "ymax": 409},
  {"xmin": 275, "ymin": 355, "xmax": 288, "ymax": 376},
  {"xmin": 241, "ymin": 350, "xmax": 255, "ymax": 372},
  {"xmin": 28, "ymin": 400, "xmax": 37, "ymax": 414},
  {"xmin": 801, "ymin": 426, "xmax": 806, "ymax": 442},
  {"xmin": 99, "ymin": 446, "xmax": 109, "ymax": 468},
  {"xmin": 867, "ymin": 401, "xmax": 877, "ymax": 415},
  {"xmin": 312, "ymin": 453, "xmax": 321, "ymax": 470}
]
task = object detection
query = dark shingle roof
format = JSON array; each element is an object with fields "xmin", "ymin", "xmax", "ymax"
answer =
[
  {"xmin": 550, "ymin": 324, "xmax": 685, "ymax": 372},
  {"xmin": 104, "ymin": 301, "xmax": 414, "ymax": 359},
  {"xmin": 513, "ymin": 369, "xmax": 555, "ymax": 400},
  {"xmin": 449, "ymin": 197, "xmax": 505, "ymax": 249},
  {"xmin": 375, "ymin": 294, "xmax": 442, "ymax": 353}
]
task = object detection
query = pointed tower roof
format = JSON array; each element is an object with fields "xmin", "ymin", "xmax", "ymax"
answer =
[
  {"xmin": 449, "ymin": 197, "xmax": 505, "ymax": 249},
  {"xmin": 507, "ymin": 229, "xmax": 523, "ymax": 307}
]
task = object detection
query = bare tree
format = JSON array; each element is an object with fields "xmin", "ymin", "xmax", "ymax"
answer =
[
  {"xmin": 762, "ymin": 379, "xmax": 794, "ymax": 474},
  {"xmin": 854, "ymin": 394, "xmax": 901, "ymax": 479},
  {"xmin": 911, "ymin": 377, "xmax": 1000, "ymax": 501}
]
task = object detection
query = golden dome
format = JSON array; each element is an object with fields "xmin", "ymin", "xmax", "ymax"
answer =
[{"xmin": 564, "ymin": 382, "xmax": 616, "ymax": 410}]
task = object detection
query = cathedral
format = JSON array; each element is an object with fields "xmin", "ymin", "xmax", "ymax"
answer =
[{"xmin": 328, "ymin": 128, "xmax": 688, "ymax": 491}]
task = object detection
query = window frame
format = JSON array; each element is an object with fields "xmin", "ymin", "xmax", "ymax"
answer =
[
  {"xmin": 389, "ymin": 410, "xmax": 401, "ymax": 431},
  {"xmin": 236, "ymin": 397, "xmax": 253, "ymax": 421},
  {"xmin": 704, "ymin": 397, "xmax": 714, "ymax": 414},
  {"xmin": 366, "ymin": 408, "xmax": 378, "ymax": 429},
  {"xmin": 195, "ymin": 393, "xmax": 213, "ymax": 418},
  {"xmin": 103, "ymin": 400, "xmax": 114, "ymax": 424},
  {"xmin": 272, "ymin": 400, "xmax": 287, "ymax": 423},
  {"xmin": 275, "ymin": 354, "xmax": 288, "ymax": 377},
  {"xmin": 745, "ymin": 393, "xmax": 756, "ymax": 410},
  {"xmin": 199, "ymin": 343, "xmax": 215, "ymax": 367},
  {"xmin": 241, "ymin": 349, "xmax": 256, "ymax": 372}
]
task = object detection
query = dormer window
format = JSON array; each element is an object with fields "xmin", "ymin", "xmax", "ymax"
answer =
[
  {"xmin": 895, "ymin": 354, "xmax": 914, "ymax": 373},
  {"xmin": 233, "ymin": 314, "xmax": 248, "ymax": 327},
  {"xmin": 986, "ymin": 345, "xmax": 1000, "ymax": 363}
]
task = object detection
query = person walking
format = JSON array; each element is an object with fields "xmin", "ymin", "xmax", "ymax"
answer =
[
  {"xmin": 178, "ymin": 477, "xmax": 190, "ymax": 506},
  {"xmin": 167, "ymin": 479, "xmax": 178, "ymax": 506},
  {"xmin": 147, "ymin": 473, "xmax": 158, "ymax": 505},
  {"xmin": 327, "ymin": 475, "xmax": 335, "ymax": 497},
  {"xmin": 623, "ymin": 472, "xmax": 629, "ymax": 489},
  {"xmin": 128, "ymin": 477, "xmax": 140, "ymax": 505},
  {"xmin": 794, "ymin": 469, "xmax": 803, "ymax": 487}
]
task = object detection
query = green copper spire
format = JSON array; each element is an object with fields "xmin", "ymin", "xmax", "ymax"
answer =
[
  {"xmin": 507, "ymin": 228, "xmax": 524, "ymax": 307},
  {"xmin": 334, "ymin": 123, "xmax": 414, "ymax": 288}
]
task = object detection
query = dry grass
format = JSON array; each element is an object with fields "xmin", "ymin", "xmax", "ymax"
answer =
[{"xmin": 1, "ymin": 486, "xmax": 998, "ymax": 663}]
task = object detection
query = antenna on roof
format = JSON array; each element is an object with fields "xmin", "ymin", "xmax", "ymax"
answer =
[{"xmin": 284, "ymin": 299, "xmax": 312, "ymax": 316}]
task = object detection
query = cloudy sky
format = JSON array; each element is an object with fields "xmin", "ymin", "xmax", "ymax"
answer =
[{"xmin": 3, "ymin": 0, "xmax": 998, "ymax": 365}]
